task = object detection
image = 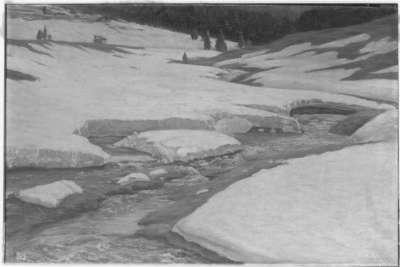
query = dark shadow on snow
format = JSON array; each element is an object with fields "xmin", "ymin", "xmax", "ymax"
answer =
[{"xmin": 6, "ymin": 69, "xmax": 38, "ymax": 81}]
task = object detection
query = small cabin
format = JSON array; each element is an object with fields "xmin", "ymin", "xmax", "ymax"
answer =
[{"xmin": 93, "ymin": 35, "xmax": 107, "ymax": 44}]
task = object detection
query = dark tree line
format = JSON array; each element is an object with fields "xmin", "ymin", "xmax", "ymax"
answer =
[
  {"xmin": 63, "ymin": 4, "xmax": 396, "ymax": 45},
  {"xmin": 296, "ymin": 6, "xmax": 396, "ymax": 31}
]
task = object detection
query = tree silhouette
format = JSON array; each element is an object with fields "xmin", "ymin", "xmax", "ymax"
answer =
[{"xmin": 215, "ymin": 29, "xmax": 227, "ymax": 52}]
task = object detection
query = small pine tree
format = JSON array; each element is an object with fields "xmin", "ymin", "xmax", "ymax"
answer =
[
  {"xmin": 182, "ymin": 52, "xmax": 188, "ymax": 63},
  {"xmin": 190, "ymin": 29, "xmax": 199, "ymax": 40},
  {"xmin": 43, "ymin": 26, "xmax": 47, "ymax": 40},
  {"xmin": 36, "ymin": 30, "xmax": 43, "ymax": 41},
  {"xmin": 203, "ymin": 30, "xmax": 211, "ymax": 50},
  {"xmin": 245, "ymin": 39, "xmax": 253, "ymax": 48},
  {"xmin": 215, "ymin": 29, "xmax": 227, "ymax": 52},
  {"xmin": 238, "ymin": 31, "xmax": 245, "ymax": 48}
]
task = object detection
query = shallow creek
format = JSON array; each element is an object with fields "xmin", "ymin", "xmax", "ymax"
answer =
[{"xmin": 5, "ymin": 113, "xmax": 353, "ymax": 263}]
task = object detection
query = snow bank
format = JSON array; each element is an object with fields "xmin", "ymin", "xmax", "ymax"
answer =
[
  {"xmin": 17, "ymin": 180, "xmax": 83, "ymax": 208},
  {"xmin": 114, "ymin": 130, "xmax": 241, "ymax": 163},
  {"xmin": 6, "ymin": 135, "xmax": 109, "ymax": 169},
  {"xmin": 351, "ymin": 109, "xmax": 398, "ymax": 143},
  {"xmin": 173, "ymin": 143, "xmax": 398, "ymax": 264}
]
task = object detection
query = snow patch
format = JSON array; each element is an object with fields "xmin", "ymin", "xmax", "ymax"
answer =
[
  {"xmin": 6, "ymin": 135, "xmax": 109, "ymax": 169},
  {"xmin": 214, "ymin": 117, "xmax": 253, "ymax": 134},
  {"xmin": 117, "ymin": 173, "xmax": 151, "ymax": 186},
  {"xmin": 17, "ymin": 180, "xmax": 83, "ymax": 208},
  {"xmin": 115, "ymin": 130, "xmax": 241, "ymax": 163},
  {"xmin": 373, "ymin": 65, "xmax": 398, "ymax": 74},
  {"xmin": 216, "ymin": 33, "xmax": 397, "ymax": 103},
  {"xmin": 351, "ymin": 109, "xmax": 398, "ymax": 143},
  {"xmin": 318, "ymin": 33, "xmax": 370, "ymax": 48},
  {"xmin": 359, "ymin": 37, "xmax": 397, "ymax": 55},
  {"xmin": 196, "ymin": 188, "xmax": 209, "ymax": 195},
  {"xmin": 149, "ymin": 168, "xmax": 168, "ymax": 178}
]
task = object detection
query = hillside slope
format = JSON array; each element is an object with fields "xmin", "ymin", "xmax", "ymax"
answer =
[{"xmin": 197, "ymin": 15, "xmax": 397, "ymax": 103}]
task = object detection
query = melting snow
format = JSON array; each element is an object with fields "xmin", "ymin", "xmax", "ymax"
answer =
[
  {"xmin": 17, "ymin": 180, "xmax": 83, "ymax": 208},
  {"xmin": 6, "ymin": 14, "xmax": 395, "ymax": 168},
  {"xmin": 173, "ymin": 142, "xmax": 398, "ymax": 264},
  {"xmin": 115, "ymin": 130, "xmax": 241, "ymax": 162},
  {"xmin": 217, "ymin": 33, "xmax": 397, "ymax": 102},
  {"xmin": 351, "ymin": 109, "xmax": 398, "ymax": 143}
]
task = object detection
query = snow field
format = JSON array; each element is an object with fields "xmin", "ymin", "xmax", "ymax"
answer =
[
  {"xmin": 216, "ymin": 30, "xmax": 397, "ymax": 102},
  {"xmin": 6, "ymin": 10, "xmax": 396, "ymax": 168},
  {"xmin": 173, "ymin": 142, "xmax": 398, "ymax": 264}
]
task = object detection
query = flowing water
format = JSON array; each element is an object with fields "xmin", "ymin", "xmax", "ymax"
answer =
[{"xmin": 5, "ymin": 113, "xmax": 351, "ymax": 263}]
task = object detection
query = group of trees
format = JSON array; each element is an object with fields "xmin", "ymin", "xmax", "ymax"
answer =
[
  {"xmin": 64, "ymin": 4, "xmax": 396, "ymax": 47},
  {"xmin": 296, "ymin": 6, "xmax": 396, "ymax": 31},
  {"xmin": 193, "ymin": 29, "xmax": 227, "ymax": 51},
  {"xmin": 36, "ymin": 25, "xmax": 52, "ymax": 41}
]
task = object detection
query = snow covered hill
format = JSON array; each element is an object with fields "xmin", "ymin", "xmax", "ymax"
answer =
[
  {"xmin": 205, "ymin": 16, "xmax": 398, "ymax": 103},
  {"xmin": 6, "ymin": 6, "xmax": 397, "ymax": 168}
]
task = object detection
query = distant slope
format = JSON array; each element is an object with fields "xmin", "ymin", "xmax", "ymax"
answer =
[{"xmin": 196, "ymin": 15, "xmax": 397, "ymax": 103}]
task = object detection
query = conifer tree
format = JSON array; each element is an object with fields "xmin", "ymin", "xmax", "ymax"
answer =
[
  {"xmin": 203, "ymin": 30, "xmax": 211, "ymax": 50},
  {"xmin": 238, "ymin": 30, "xmax": 245, "ymax": 48},
  {"xmin": 43, "ymin": 26, "xmax": 48, "ymax": 40},
  {"xmin": 215, "ymin": 29, "xmax": 227, "ymax": 52},
  {"xmin": 36, "ymin": 30, "xmax": 43, "ymax": 41},
  {"xmin": 182, "ymin": 52, "xmax": 188, "ymax": 63}
]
